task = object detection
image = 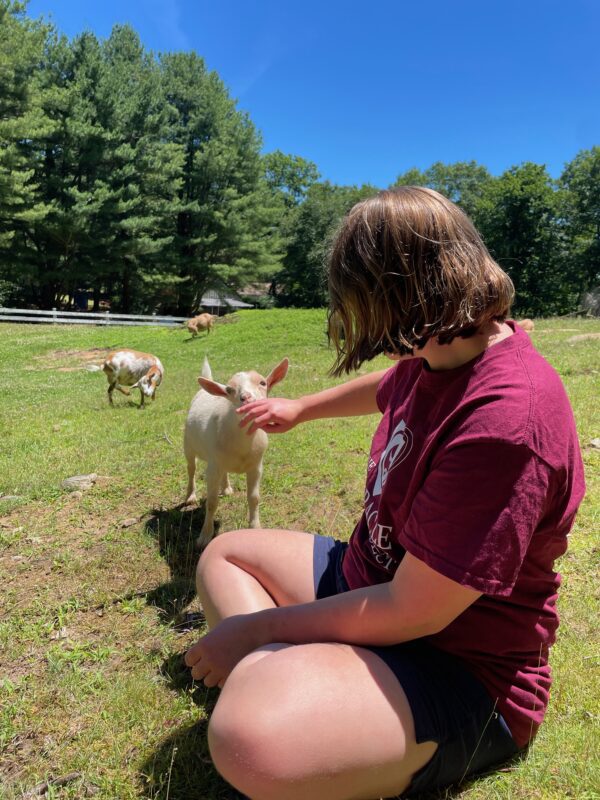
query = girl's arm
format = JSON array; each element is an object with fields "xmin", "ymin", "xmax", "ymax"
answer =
[
  {"xmin": 238, "ymin": 368, "xmax": 391, "ymax": 434},
  {"xmin": 185, "ymin": 552, "xmax": 481, "ymax": 685}
]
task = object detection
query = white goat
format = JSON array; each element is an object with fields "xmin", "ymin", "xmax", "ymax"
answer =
[
  {"xmin": 102, "ymin": 350, "xmax": 164, "ymax": 407},
  {"xmin": 183, "ymin": 356, "xmax": 289, "ymax": 548}
]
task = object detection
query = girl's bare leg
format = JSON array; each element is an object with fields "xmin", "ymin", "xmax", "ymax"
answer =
[
  {"xmin": 195, "ymin": 528, "xmax": 318, "ymax": 628},
  {"xmin": 196, "ymin": 530, "xmax": 437, "ymax": 798},
  {"xmin": 209, "ymin": 642, "xmax": 437, "ymax": 800}
]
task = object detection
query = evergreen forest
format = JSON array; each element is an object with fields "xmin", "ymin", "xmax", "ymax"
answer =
[{"xmin": 1, "ymin": 1, "xmax": 598, "ymax": 316}]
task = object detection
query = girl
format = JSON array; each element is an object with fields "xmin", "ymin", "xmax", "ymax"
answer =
[{"xmin": 185, "ymin": 187, "xmax": 585, "ymax": 800}]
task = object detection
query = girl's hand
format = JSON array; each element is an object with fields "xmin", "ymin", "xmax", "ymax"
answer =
[
  {"xmin": 184, "ymin": 614, "xmax": 263, "ymax": 688},
  {"xmin": 237, "ymin": 397, "xmax": 304, "ymax": 434}
]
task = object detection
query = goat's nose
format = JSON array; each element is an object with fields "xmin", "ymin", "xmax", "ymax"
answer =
[{"xmin": 240, "ymin": 392, "xmax": 250, "ymax": 403}]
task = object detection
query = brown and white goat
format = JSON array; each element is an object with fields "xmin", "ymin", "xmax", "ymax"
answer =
[
  {"xmin": 183, "ymin": 356, "xmax": 289, "ymax": 548},
  {"xmin": 186, "ymin": 313, "xmax": 216, "ymax": 337},
  {"xmin": 102, "ymin": 350, "xmax": 164, "ymax": 407}
]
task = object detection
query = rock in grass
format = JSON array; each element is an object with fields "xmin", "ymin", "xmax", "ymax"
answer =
[
  {"xmin": 0, "ymin": 494, "xmax": 22, "ymax": 502},
  {"xmin": 590, "ymin": 438, "xmax": 600, "ymax": 450},
  {"xmin": 61, "ymin": 473, "xmax": 98, "ymax": 492}
]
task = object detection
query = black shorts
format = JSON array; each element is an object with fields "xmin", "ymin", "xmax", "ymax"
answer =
[{"xmin": 313, "ymin": 535, "xmax": 523, "ymax": 798}]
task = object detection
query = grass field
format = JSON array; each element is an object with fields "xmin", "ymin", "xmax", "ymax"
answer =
[{"xmin": 0, "ymin": 310, "xmax": 598, "ymax": 800}]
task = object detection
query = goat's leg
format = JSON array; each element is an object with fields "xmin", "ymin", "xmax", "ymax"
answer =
[
  {"xmin": 138, "ymin": 389, "xmax": 145, "ymax": 409},
  {"xmin": 245, "ymin": 463, "xmax": 263, "ymax": 529},
  {"xmin": 184, "ymin": 451, "xmax": 197, "ymax": 505},
  {"xmin": 221, "ymin": 473, "xmax": 233, "ymax": 496},
  {"xmin": 107, "ymin": 381, "xmax": 116, "ymax": 405},
  {"xmin": 115, "ymin": 384, "xmax": 131, "ymax": 396},
  {"xmin": 197, "ymin": 463, "xmax": 223, "ymax": 548}
]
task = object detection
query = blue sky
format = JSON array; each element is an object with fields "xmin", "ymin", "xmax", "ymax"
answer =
[{"xmin": 27, "ymin": 0, "xmax": 600, "ymax": 188}]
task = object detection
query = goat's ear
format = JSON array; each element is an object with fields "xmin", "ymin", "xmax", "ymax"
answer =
[
  {"xmin": 266, "ymin": 358, "xmax": 289, "ymax": 390},
  {"xmin": 201, "ymin": 357, "xmax": 212, "ymax": 380},
  {"xmin": 198, "ymin": 376, "xmax": 230, "ymax": 398}
]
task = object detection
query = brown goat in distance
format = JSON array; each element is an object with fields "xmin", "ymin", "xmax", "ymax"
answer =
[
  {"xmin": 186, "ymin": 313, "xmax": 216, "ymax": 337},
  {"xmin": 516, "ymin": 319, "xmax": 535, "ymax": 333}
]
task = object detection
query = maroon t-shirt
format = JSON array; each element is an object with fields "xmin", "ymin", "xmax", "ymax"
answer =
[{"xmin": 342, "ymin": 322, "xmax": 585, "ymax": 747}]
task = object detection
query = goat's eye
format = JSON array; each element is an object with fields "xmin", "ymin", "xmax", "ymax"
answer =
[{"xmin": 260, "ymin": 380, "xmax": 267, "ymax": 387}]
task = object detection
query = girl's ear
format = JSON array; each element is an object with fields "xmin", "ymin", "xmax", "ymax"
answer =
[
  {"xmin": 198, "ymin": 377, "xmax": 230, "ymax": 397},
  {"xmin": 266, "ymin": 358, "xmax": 289, "ymax": 390}
]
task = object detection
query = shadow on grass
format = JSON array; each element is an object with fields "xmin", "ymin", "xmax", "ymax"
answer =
[
  {"xmin": 183, "ymin": 335, "xmax": 209, "ymax": 343},
  {"xmin": 403, "ymin": 748, "xmax": 528, "ymax": 800},
  {"xmin": 139, "ymin": 506, "xmax": 239, "ymax": 800},
  {"xmin": 139, "ymin": 716, "xmax": 244, "ymax": 800},
  {"xmin": 140, "ymin": 656, "xmax": 245, "ymax": 800},
  {"xmin": 106, "ymin": 397, "xmax": 146, "ymax": 410},
  {"xmin": 144, "ymin": 504, "xmax": 216, "ymax": 625}
]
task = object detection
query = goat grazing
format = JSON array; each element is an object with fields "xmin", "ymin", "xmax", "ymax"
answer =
[
  {"xmin": 186, "ymin": 313, "xmax": 216, "ymax": 337},
  {"xmin": 102, "ymin": 350, "xmax": 164, "ymax": 407},
  {"xmin": 517, "ymin": 318, "xmax": 535, "ymax": 333},
  {"xmin": 183, "ymin": 356, "xmax": 289, "ymax": 548}
]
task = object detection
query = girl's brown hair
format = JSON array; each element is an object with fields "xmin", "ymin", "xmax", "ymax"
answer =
[{"xmin": 327, "ymin": 186, "xmax": 514, "ymax": 375}]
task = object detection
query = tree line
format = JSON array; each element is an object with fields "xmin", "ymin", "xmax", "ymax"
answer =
[{"xmin": 1, "ymin": 1, "xmax": 598, "ymax": 316}]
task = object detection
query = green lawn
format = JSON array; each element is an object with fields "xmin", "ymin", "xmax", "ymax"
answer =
[{"xmin": 0, "ymin": 310, "xmax": 598, "ymax": 799}]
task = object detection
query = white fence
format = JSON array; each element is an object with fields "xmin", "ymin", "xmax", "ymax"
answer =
[{"xmin": 0, "ymin": 307, "xmax": 188, "ymax": 327}]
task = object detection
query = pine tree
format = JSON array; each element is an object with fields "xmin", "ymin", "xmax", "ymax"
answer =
[
  {"xmin": 0, "ymin": 1, "xmax": 55, "ymax": 304},
  {"xmin": 161, "ymin": 52, "xmax": 282, "ymax": 313},
  {"xmin": 89, "ymin": 26, "xmax": 183, "ymax": 312}
]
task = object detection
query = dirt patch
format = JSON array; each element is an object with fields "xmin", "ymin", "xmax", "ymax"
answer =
[
  {"xmin": 535, "ymin": 328, "xmax": 580, "ymax": 334},
  {"xmin": 0, "ymin": 730, "xmax": 43, "ymax": 783},
  {"xmin": 28, "ymin": 347, "xmax": 113, "ymax": 371},
  {"xmin": 0, "ymin": 475, "xmax": 211, "ymax": 797},
  {"xmin": 50, "ymin": 348, "xmax": 112, "ymax": 361},
  {"xmin": 0, "ymin": 492, "xmax": 171, "ymax": 621},
  {"xmin": 566, "ymin": 333, "xmax": 600, "ymax": 344}
]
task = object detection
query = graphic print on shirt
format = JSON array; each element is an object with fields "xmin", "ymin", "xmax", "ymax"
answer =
[
  {"xmin": 363, "ymin": 418, "xmax": 413, "ymax": 572},
  {"xmin": 373, "ymin": 418, "xmax": 413, "ymax": 496}
]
